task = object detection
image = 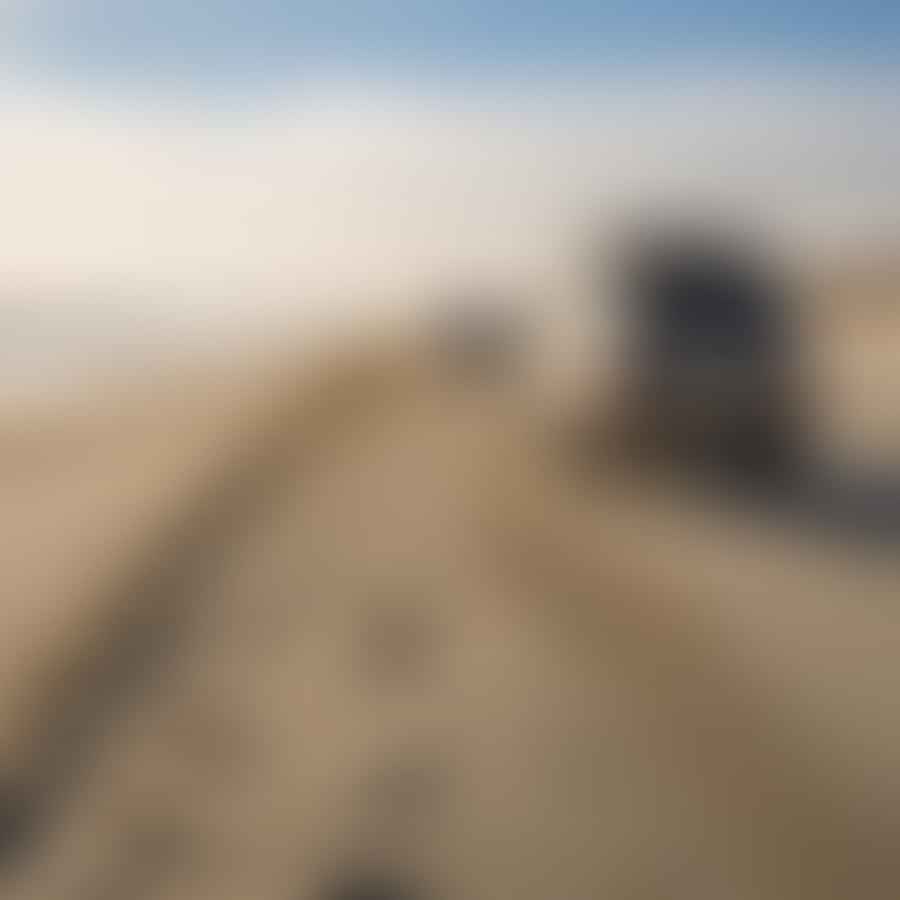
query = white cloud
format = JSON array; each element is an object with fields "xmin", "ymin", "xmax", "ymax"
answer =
[
  {"xmin": 1, "ymin": 76, "xmax": 896, "ymax": 278},
  {"xmin": 0, "ymin": 71, "xmax": 897, "ymax": 393}
]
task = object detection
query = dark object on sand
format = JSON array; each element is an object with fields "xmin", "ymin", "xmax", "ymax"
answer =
[
  {"xmin": 433, "ymin": 294, "xmax": 525, "ymax": 383},
  {"xmin": 610, "ymin": 225, "xmax": 809, "ymax": 482},
  {"xmin": 323, "ymin": 869, "xmax": 425, "ymax": 900},
  {"xmin": 0, "ymin": 781, "xmax": 40, "ymax": 870}
]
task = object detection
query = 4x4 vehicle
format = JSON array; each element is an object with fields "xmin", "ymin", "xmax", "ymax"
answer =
[{"xmin": 612, "ymin": 225, "xmax": 809, "ymax": 480}]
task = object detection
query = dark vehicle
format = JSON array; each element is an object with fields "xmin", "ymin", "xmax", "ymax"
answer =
[{"xmin": 611, "ymin": 224, "xmax": 810, "ymax": 480}]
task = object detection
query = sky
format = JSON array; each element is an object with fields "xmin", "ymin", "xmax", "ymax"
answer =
[
  {"xmin": 0, "ymin": 1, "xmax": 898, "ymax": 396},
  {"xmin": 4, "ymin": 1, "xmax": 899, "ymax": 83}
]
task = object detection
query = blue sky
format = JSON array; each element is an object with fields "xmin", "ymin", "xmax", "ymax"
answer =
[
  {"xmin": 7, "ymin": 1, "xmax": 899, "ymax": 91},
  {"xmin": 0, "ymin": 0, "xmax": 897, "ymax": 367}
]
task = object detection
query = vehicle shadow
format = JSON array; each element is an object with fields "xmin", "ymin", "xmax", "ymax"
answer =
[{"xmin": 700, "ymin": 459, "xmax": 900, "ymax": 549}]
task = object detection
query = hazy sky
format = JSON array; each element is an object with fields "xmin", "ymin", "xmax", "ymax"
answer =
[{"xmin": 0, "ymin": 1, "xmax": 897, "ymax": 392}]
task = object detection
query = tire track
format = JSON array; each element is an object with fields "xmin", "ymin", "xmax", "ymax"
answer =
[{"xmin": 0, "ymin": 344, "xmax": 405, "ymax": 878}]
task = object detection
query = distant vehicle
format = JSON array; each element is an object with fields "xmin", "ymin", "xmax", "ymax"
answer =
[
  {"xmin": 433, "ymin": 291, "xmax": 526, "ymax": 382},
  {"xmin": 608, "ymin": 223, "xmax": 809, "ymax": 480}
]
